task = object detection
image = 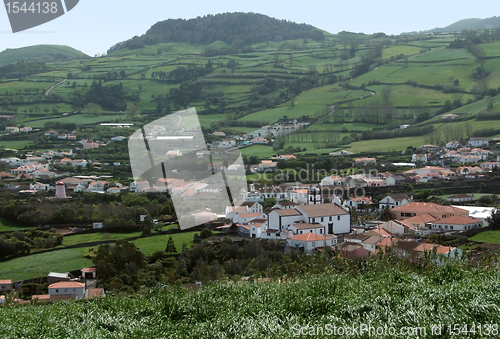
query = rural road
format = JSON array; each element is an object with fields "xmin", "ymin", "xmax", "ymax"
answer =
[{"xmin": 45, "ymin": 79, "xmax": 67, "ymax": 96}]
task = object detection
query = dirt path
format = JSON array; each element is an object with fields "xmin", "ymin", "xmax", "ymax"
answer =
[{"xmin": 45, "ymin": 78, "xmax": 67, "ymax": 96}]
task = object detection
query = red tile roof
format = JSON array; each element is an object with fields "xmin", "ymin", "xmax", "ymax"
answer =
[
  {"xmin": 289, "ymin": 232, "xmax": 329, "ymax": 242},
  {"xmin": 433, "ymin": 216, "xmax": 482, "ymax": 225},
  {"xmin": 0, "ymin": 280, "xmax": 12, "ymax": 284},
  {"xmin": 48, "ymin": 281, "xmax": 85, "ymax": 289},
  {"xmin": 82, "ymin": 267, "xmax": 96, "ymax": 273},
  {"xmin": 32, "ymin": 295, "xmax": 51, "ymax": 301}
]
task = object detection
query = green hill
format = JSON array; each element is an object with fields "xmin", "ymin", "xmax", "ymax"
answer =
[
  {"xmin": 431, "ymin": 16, "xmax": 500, "ymax": 33},
  {"xmin": 108, "ymin": 12, "xmax": 325, "ymax": 54},
  {"xmin": 0, "ymin": 45, "xmax": 89, "ymax": 65}
]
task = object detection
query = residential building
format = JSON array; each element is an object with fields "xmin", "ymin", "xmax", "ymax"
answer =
[
  {"xmin": 446, "ymin": 194, "xmax": 475, "ymax": 203},
  {"xmin": 452, "ymin": 206, "xmax": 497, "ymax": 227},
  {"xmin": 287, "ymin": 232, "xmax": 336, "ymax": 254},
  {"xmin": 468, "ymin": 137, "xmax": 489, "ymax": 147},
  {"xmin": 391, "ymin": 202, "xmax": 468, "ymax": 220},
  {"xmin": 48, "ymin": 281, "xmax": 85, "ymax": 300},
  {"xmin": 0, "ymin": 280, "xmax": 12, "ymax": 293},
  {"xmin": 481, "ymin": 162, "xmax": 500, "ymax": 172},
  {"xmin": 5, "ymin": 127, "xmax": 19, "ymax": 134},
  {"xmin": 379, "ymin": 194, "xmax": 412, "ymax": 210},
  {"xmin": 431, "ymin": 216, "xmax": 483, "ymax": 231}
]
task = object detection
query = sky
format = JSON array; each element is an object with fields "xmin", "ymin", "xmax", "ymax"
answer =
[{"xmin": 0, "ymin": 0, "xmax": 497, "ymax": 56}]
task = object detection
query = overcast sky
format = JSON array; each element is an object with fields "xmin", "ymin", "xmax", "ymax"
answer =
[{"xmin": 0, "ymin": 0, "xmax": 496, "ymax": 56}]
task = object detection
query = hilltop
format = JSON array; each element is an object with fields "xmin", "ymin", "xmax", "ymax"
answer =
[
  {"xmin": 429, "ymin": 15, "xmax": 500, "ymax": 33},
  {"xmin": 0, "ymin": 45, "xmax": 89, "ymax": 65},
  {"xmin": 108, "ymin": 12, "xmax": 325, "ymax": 54}
]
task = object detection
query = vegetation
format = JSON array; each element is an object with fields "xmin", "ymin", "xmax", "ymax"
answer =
[{"xmin": 2, "ymin": 254, "xmax": 500, "ymax": 338}]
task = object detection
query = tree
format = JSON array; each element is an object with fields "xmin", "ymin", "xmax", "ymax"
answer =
[
  {"xmin": 82, "ymin": 102, "xmax": 101, "ymax": 116},
  {"xmin": 200, "ymin": 228, "xmax": 213, "ymax": 239},
  {"xmin": 264, "ymin": 198, "xmax": 277, "ymax": 209},
  {"xmin": 165, "ymin": 236, "xmax": 177, "ymax": 253},
  {"xmin": 379, "ymin": 206, "xmax": 395, "ymax": 222},
  {"xmin": 381, "ymin": 86, "xmax": 392, "ymax": 106},
  {"xmin": 486, "ymin": 210, "xmax": 500, "ymax": 229},
  {"xmin": 124, "ymin": 104, "xmax": 140, "ymax": 119}
]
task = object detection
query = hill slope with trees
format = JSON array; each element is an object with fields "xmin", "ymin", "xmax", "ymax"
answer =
[{"xmin": 108, "ymin": 12, "xmax": 325, "ymax": 53}]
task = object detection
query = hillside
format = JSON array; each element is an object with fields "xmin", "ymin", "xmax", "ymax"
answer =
[
  {"xmin": 1, "ymin": 264, "xmax": 500, "ymax": 338},
  {"xmin": 430, "ymin": 15, "xmax": 500, "ymax": 33},
  {"xmin": 0, "ymin": 45, "xmax": 89, "ymax": 65},
  {"xmin": 0, "ymin": 14, "xmax": 500, "ymax": 156},
  {"xmin": 108, "ymin": 12, "xmax": 325, "ymax": 54}
]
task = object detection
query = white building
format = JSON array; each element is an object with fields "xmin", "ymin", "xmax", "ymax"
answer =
[
  {"xmin": 287, "ymin": 232, "xmax": 337, "ymax": 254},
  {"xmin": 431, "ymin": 216, "xmax": 483, "ymax": 232},
  {"xmin": 468, "ymin": 137, "xmax": 489, "ymax": 147},
  {"xmin": 378, "ymin": 194, "xmax": 412, "ymax": 210},
  {"xmin": 48, "ymin": 281, "xmax": 85, "ymax": 300}
]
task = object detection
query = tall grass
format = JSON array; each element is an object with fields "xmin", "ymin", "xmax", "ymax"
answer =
[{"xmin": 1, "ymin": 260, "xmax": 500, "ymax": 338}]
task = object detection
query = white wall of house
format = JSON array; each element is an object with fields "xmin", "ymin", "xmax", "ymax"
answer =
[{"xmin": 48, "ymin": 287, "xmax": 85, "ymax": 300}]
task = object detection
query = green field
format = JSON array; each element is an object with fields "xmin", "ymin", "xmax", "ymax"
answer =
[
  {"xmin": 62, "ymin": 232, "xmax": 143, "ymax": 247},
  {"xmin": 0, "ymin": 219, "xmax": 35, "ymax": 232},
  {"xmin": 133, "ymin": 232, "xmax": 196, "ymax": 255},
  {"xmin": 235, "ymin": 145, "xmax": 276, "ymax": 159},
  {"xmin": 0, "ymin": 140, "xmax": 34, "ymax": 150},
  {"xmin": 469, "ymin": 230, "xmax": 500, "ymax": 244},
  {"xmin": 0, "ymin": 247, "xmax": 93, "ymax": 282}
]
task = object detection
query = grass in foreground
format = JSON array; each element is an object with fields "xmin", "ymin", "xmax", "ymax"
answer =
[{"xmin": 1, "ymin": 263, "xmax": 499, "ymax": 338}]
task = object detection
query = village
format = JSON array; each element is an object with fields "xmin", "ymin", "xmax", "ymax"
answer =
[{"xmin": 1, "ymin": 121, "xmax": 500, "ymax": 304}]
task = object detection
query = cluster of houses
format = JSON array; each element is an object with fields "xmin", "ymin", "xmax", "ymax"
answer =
[
  {"xmin": 412, "ymin": 138, "xmax": 500, "ymax": 167},
  {"xmin": 0, "ymin": 268, "xmax": 104, "ymax": 304},
  {"xmin": 221, "ymin": 179, "xmax": 495, "ymax": 254}
]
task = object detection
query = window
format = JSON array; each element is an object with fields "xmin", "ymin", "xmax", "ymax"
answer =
[
  {"xmin": 320, "ymin": 229, "xmax": 323, "ymax": 234},
  {"xmin": 64, "ymin": 289, "xmax": 68, "ymax": 293},
  {"xmin": 312, "ymin": 218, "xmax": 315, "ymax": 223},
  {"xmin": 321, "ymin": 217, "xmax": 324, "ymax": 222},
  {"xmin": 329, "ymin": 216, "xmax": 332, "ymax": 221},
  {"xmin": 56, "ymin": 289, "xmax": 59, "ymax": 293},
  {"xmin": 337, "ymin": 216, "xmax": 340, "ymax": 221},
  {"xmin": 300, "ymin": 231, "xmax": 303, "ymax": 234},
  {"xmin": 450, "ymin": 226, "xmax": 453, "ymax": 230},
  {"xmin": 267, "ymin": 233, "xmax": 271, "ymax": 236},
  {"xmin": 312, "ymin": 242, "xmax": 316, "ymax": 247}
]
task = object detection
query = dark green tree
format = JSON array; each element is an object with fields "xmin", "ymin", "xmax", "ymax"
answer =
[{"xmin": 165, "ymin": 236, "xmax": 177, "ymax": 253}]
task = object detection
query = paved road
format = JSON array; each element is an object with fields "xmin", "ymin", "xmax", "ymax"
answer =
[{"xmin": 45, "ymin": 79, "xmax": 67, "ymax": 96}]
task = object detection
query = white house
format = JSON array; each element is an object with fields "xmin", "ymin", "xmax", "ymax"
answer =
[
  {"xmin": 468, "ymin": 137, "xmax": 489, "ymax": 147},
  {"xmin": 320, "ymin": 175, "xmax": 345, "ymax": 186},
  {"xmin": 431, "ymin": 216, "xmax": 483, "ymax": 232},
  {"xmin": 48, "ymin": 281, "xmax": 85, "ymax": 300},
  {"xmin": 0, "ymin": 279, "xmax": 12, "ymax": 293},
  {"xmin": 379, "ymin": 194, "xmax": 412, "ymax": 210},
  {"xmin": 286, "ymin": 232, "xmax": 337, "ymax": 254}
]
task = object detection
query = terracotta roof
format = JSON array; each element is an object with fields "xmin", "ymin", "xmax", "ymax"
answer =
[
  {"xmin": 82, "ymin": 267, "xmax": 96, "ymax": 273},
  {"xmin": 289, "ymin": 232, "xmax": 329, "ymax": 242},
  {"xmin": 48, "ymin": 281, "xmax": 85, "ymax": 289},
  {"xmin": 365, "ymin": 228, "xmax": 393, "ymax": 237},
  {"xmin": 392, "ymin": 202, "xmax": 467, "ymax": 216},
  {"xmin": 0, "ymin": 280, "xmax": 12, "ymax": 284},
  {"xmin": 263, "ymin": 229, "xmax": 279, "ymax": 233},
  {"xmin": 395, "ymin": 240, "xmax": 420, "ymax": 252},
  {"xmin": 297, "ymin": 203, "xmax": 349, "ymax": 217},
  {"xmin": 376, "ymin": 237, "xmax": 396, "ymax": 247},
  {"xmin": 274, "ymin": 209, "xmax": 302, "ymax": 216},
  {"xmin": 433, "ymin": 216, "xmax": 482, "ymax": 225},
  {"xmin": 344, "ymin": 234, "xmax": 370, "ymax": 241},
  {"xmin": 293, "ymin": 223, "xmax": 325, "ymax": 230},
  {"xmin": 402, "ymin": 214, "xmax": 437, "ymax": 225},
  {"xmin": 362, "ymin": 235, "xmax": 384, "ymax": 245},
  {"xmin": 414, "ymin": 243, "xmax": 455, "ymax": 254}
]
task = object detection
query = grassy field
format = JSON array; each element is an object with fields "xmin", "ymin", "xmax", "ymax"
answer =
[
  {"xmin": 348, "ymin": 135, "xmax": 427, "ymax": 153},
  {"xmin": 235, "ymin": 145, "xmax": 276, "ymax": 159},
  {"xmin": 0, "ymin": 219, "xmax": 35, "ymax": 232},
  {"xmin": 0, "ymin": 247, "xmax": 93, "ymax": 282},
  {"xmin": 0, "ymin": 140, "xmax": 34, "ymax": 150},
  {"xmin": 133, "ymin": 232, "xmax": 196, "ymax": 255},
  {"xmin": 469, "ymin": 230, "xmax": 500, "ymax": 244},
  {"xmin": 62, "ymin": 232, "xmax": 143, "ymax": 247}
]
